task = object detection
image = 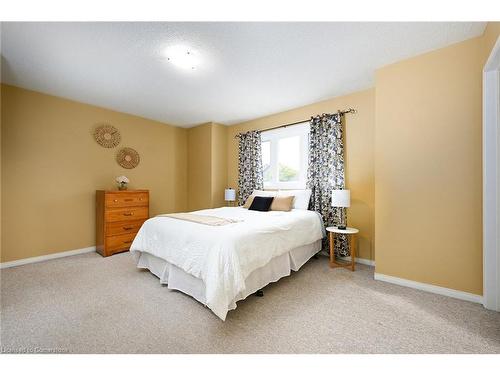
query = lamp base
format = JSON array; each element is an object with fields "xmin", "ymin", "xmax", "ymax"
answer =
[{"xmin": 337, "ymin": 225, "xmax": 347, "ymax": 230}]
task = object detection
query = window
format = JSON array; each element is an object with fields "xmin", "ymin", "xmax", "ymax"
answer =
[{"xmin": 261, "ymin": 122, "xmax": 309, "ymax": 189}]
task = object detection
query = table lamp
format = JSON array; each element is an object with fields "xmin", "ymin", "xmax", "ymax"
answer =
[
  {"xmin": 225, "ymin": 188, "xmax": 236, "ymax": 207},
  {"xmin": 331, "ymin": 189, "xmax": 350, "ymax": 230}
]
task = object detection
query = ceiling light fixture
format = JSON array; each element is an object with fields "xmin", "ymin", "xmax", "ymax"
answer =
[{"xmin": 165, "ymin": 45, "xmax": 200, "ymax": 70}]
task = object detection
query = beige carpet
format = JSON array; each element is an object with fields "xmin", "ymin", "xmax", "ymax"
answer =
[{"xmin": 1, "ymin": 251, "xmax": 499, "ymax": 354}]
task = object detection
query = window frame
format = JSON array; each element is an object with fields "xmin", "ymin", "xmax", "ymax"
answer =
[{"xmin": 261, "ymin": 122, "xmax": 310, "ymax": 190}]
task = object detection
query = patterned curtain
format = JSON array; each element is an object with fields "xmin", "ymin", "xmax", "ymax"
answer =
[
  {"xmin": 237, "ymin": 130, "xmax": 264, "ymax": 205},
  {"xmin": 307, "ymin": 113, "xmax": 349, "ymax": 256}
]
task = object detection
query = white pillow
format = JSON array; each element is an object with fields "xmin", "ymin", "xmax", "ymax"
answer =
[
  {"xmin": 252, "ymin": 189, "xmax": 277, "ymax": 197},
  {"xmin": 278, "ymin": 189, "xmax": 312, "ymax": 210}
]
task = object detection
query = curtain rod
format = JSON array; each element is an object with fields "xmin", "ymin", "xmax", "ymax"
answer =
[{"xmin": 234, "ymin": 108, "xmax": 357, "ymax": 138}]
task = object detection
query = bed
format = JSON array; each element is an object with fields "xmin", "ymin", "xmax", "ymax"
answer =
[{"xmin": 130, "ymin": 204, "xmax": 324, "ymax": 320}]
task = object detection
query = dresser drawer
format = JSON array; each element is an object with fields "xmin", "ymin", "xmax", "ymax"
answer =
[
  {"xmin": 105, "ymin": 232, "xmax": 137, "ymax": 254},
  {"xmin": 105, "ymin": 192, "xmax": 148, "ymax": 208},
  {"xmin": 105, "ymin": 206, "xmax": 149, "ymax": 222},
  {"xmin": 106, "ymin": 219, "xmax": 146, "ymax": 236}
]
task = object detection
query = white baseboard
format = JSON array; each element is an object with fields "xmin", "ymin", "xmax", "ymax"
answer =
[
  {"xmin": 374, "ymin": 272, "xmax": 483, "ymax": 304},
  {"xmin": 339, "ymin": 256, "xmax": 375, "ymax": 266},
  {"xmin": 0, "ymin": 246, "xmax": 96, "ymax": 269}
]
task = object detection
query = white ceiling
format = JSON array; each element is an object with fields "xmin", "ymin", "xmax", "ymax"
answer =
[{"xmin": 1, "ymin": 22, "xmax": 487, "ymax": 127}]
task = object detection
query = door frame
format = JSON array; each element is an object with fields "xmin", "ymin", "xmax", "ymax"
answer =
[{"xmin": 483, "ymin": 36, "xmax": 500, "ymax": 311}]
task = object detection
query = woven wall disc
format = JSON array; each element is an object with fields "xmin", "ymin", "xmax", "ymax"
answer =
[
  {"xmin": 94, "ymin": 124, "xmax": 121, "ymax": 148},
  {"xmin": 116, "ymin": 147, "xmax": 140, "ymax": 169}
]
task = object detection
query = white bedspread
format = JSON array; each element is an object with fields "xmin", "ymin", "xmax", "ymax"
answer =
[{"xmin": 130, "ymin": 207, "xmax": 324, "ymax": 320}]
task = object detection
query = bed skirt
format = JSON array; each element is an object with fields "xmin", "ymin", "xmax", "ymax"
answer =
[{"xmin": 134, "ymin": 239, "xmax": 321, "ymax": 314}]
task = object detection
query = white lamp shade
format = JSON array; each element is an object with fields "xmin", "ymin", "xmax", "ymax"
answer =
[
  {"xmin": 331, "ymin": 189, "xmax": 350, "ymax": 207},
  {"xmin": 224, "ymin": 188, "xmax": 236, "ymax": 201}
]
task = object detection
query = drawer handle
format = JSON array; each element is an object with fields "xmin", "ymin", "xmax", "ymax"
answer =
[
  {"xmin": 114, "ymin": 199, "xmax": 118, "ymax": 202},
  {"xmin": 124, "ymin": 198, "xmax": 133, "ymax": 201},
  {"xmin": 123, "ymin": 226, "xmax": 134, "ymax": 230},
  {"xmin": 123, "ymin": 240, "xmax": 132, "ymax": 244},
  {"xmin": 123, "ymin": 212, "xmax": 133, "ymax": 216},
  {"xmin": 139, "ymin": 198, "xmax": 143, "ymax": 201}
]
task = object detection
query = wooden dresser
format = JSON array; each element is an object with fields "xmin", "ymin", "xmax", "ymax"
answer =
[{"xmin": 96, "ymin": 190, "xmax": 149, "ymax": 257}]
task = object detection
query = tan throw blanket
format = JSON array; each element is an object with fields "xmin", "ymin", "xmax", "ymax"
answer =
[{"xmin": 157, "ymin": 213, "xmax": 241, "ymax": 226}]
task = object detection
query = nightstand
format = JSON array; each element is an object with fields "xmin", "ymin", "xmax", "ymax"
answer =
[{"xmin": 326, "ymin": 226, "xmax": 359, "ymax": 271}]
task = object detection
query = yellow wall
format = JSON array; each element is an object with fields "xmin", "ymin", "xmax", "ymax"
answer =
[
  {"xmin": 187, "ymin": 122, "xmax": 228, "ymax": 211},
  {"xmin": 374, "ymin": 25, "xmax": 500, "ymax": 295},
  {"xmin": 226, "ymin": 89, "xmax": 375, "ymax": 261},
  {"xmin": 1, "ymin": 84, "xmax": 188, "ymax": 262},
  {"xmin": 482, "ymin": 22, "xmax": 500, "ymax": 56},
  {"xmin": 211, "ymin": 123, "xmax": 228, "ymax": 208},
  {"xmin": 187, "ymin": 123, "xmax": 213, "ymax": 211}
]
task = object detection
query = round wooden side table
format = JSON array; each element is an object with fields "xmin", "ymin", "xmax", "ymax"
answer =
[{"xmin": 326, "ymin": 226, "xmax": 359, "ymax": 271}]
